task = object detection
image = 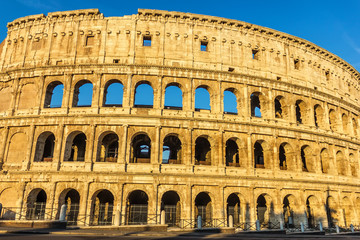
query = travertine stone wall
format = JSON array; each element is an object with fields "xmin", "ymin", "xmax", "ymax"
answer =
[{"xmin": 0, "ymin": 9, "xmax": 359, "ymax": 228}]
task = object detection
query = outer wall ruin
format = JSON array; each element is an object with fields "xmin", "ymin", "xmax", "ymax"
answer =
[{"xmin": 0, "ymin": 9, "xmax": 359, "ymax": 228}]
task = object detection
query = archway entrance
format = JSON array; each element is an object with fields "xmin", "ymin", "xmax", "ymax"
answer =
[
  {"xmin": 227, "ymin": 193, "xmax": 240, "ymax": 226},
  {"xmin": 58, "ymin": 189, "xmax": 80, "ymax": 225},
  {"xmin": 195, "ymin": 192, "xmax": 212, "ymax": 227},
  {"xmin": 90, "ymin": 190, "xmax": 114, "ymax": 225},
  {"xmin": 283, "ymin": 195, "xmax": 295, "ymax": 227},
  {"xmin": 126, "ymin": 190, "xmax": 148, "ymax": 225},
  {"xmin": 26, "ymin": 189, "xmax": 47, "ymax": 220},
  {"xmin": 161, "ymin": 191, "xmax": 181, "ymax": 227}
]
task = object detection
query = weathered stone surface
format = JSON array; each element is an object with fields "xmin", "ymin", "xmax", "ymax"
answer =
[{"xmin": 0, "ymin": 9, "xmax": 359, "ymax": 228}]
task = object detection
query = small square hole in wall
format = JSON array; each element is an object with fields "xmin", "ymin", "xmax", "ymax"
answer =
[
  {"xmin": 276, "ymin": 76, "xmax": 281, "ymax": 81},
  {"xmin": 86, "ymin": 35, "xmax": 94, "ymax": 46},
  {"xmin": 252, "ymin": 49, "xmax": 259, "ymax": 60},
  {"xmin": 143, "ymin": 36, "xmax": 151, "ymax": 46},
  {"xmin": 201, "ymin": 41, "xmax": 208, "ymax": 51},
  {"xmin": 228, "ymin": 67, "xmax": 235, "ymax": 72},
  {"xmin": 113, "ymin": 59, "xmax": 120, "ymax": 63},
  {"xmin": 294, "ymin": 59, "xmax": 300, "ymax": 69},
  {"xmin": 325, "ymin": 71, "xmax": 330, "ymax": 80}
]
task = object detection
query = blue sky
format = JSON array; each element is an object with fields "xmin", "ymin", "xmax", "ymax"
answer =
[{"xmin": 1, "ymin": 0, "xmax": 359, "ymax": 71}]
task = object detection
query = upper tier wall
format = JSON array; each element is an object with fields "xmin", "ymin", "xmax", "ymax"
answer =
[{"xmin": 0, "ymin": 8, "xmax": 359, "ymax": 105}]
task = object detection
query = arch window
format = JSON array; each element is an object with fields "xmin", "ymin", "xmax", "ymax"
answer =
[
  {"xmin": 326, "ymin": 196, "xmax": 338, "ymax": 228},
  {"xmin": 225, "ymin": 139, "xmax": 239, "ymax": 167},
  {"xmin": 103, "ymin": 81, "xmax": 123, "ymax": 106},
  {"xmin": 34, "ymin": 132, "xmax": 55, "ymax": 162},
  {"xmin": 352, "ymin": 118, "xmax": 358, "ymax": 137},
  {"xmin": 274, "ymin": 97, "xmax": 282, "ymax": 118},
  {"xmin": 26, "ymin": 189, "xmax": 47, "ymax": 220},
  {"xmin": 44, "ymin": 81, "xmax": 64, "ymax": 108},
  {"xmin": 131, "ymin": 134, "xmax": 151, "ymax": 163},
  {"xmin": 227, "ymin": 193, "xmax": 241, "ymax": 225},
  {"xmin": 336, "ymin": 151, "xmax": 347, "ymax": 176},
  {"xmin": 195, "ymin": 137, "xmax": 211, "ymax": 165},
  {"xmin": 254, "ymin": 141, "xmax": 264, "ymax": 168},
  {"xmin": 349, "ymin": 154, "xmax": 357, "ymax": 177},
  {"xmin": 223, "ymin": 89, "xmax": 237, "ymax": 114},
  {"xmin": 161, "ymin": 191, "xmax": 181, "ymax": 227},
  {"xmin": 134, "ymin": 82, "xmax": 153, "ymax": 108},
  {"xmin": 314, "ymin": 104, "xmax": 325, "ymax": 128},
  {"xmin": 256, "ymin": 195, "xmax": 267, "ymax": 224},
  {"xmin": 73, "ymin": 80, "xmax": 93, "ymax": 107},
  {"xmin": 97, "ymin": 133, "xmax": 119, "ymax": 162},
  {"xmin": 329, "ymin": 109, "xmax": 338, "ymax": 131},
  {"xmin": 126, "ymin": 190, "xmax": 149, "ymax": 225},
  {"xmin": 342, "ymin": 113, "xmax": 349, "ymax": 134},
  {"xmin": 195, "ymin": 192, "xmax": 212, "ymax": 226},
  {"xmin": 58, "ymin": 189, "xmax": 80, "ymax": 225},
  {"xmin": 301, "ymin": 145, "xmax": 312, "ymax": 172},
  {"xmin": 195, "ymin": 86, "xmax": 210, "ymax": 111},
  {"xmin": 279, "ymin": 144, "xmax": 287, "ymax": 170},
  {"xmin": 64, "ymin": 132, "xmax": 86, "ymax": 162},
  {"xmin": 162, "ymin": 135, "xmax": 182, "ymax": 164},
  {"xmin": 320, "ymin": 148, "xmax": 330, "ymax": 173},
  {"xmin": 250, "ymin": 93, "xmax": 261, "ymax": 117},
  {"xmin": 90, "ymin": 190, "xmax": 114, "ymax": 226},
  {"xmin": 283, "ymin": 195, "xmax": 296, "ymax": 227},
  {"xmin": 306, "ymin": 196, "xmax": 319, "ymax": 228},
  {"xmin": 164, "ymin": 85, "xmax": 182, "ymax": 110}
]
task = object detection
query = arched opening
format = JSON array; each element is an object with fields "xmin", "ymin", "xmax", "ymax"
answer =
[
  {"xmin": 34, "ymin": 132, "xmax": 55, "ymax": 162},
  {"xmin": 164, "ymin": 84, "xmax": 183, "ymax": 110},
  {"xmin": 301, "ymin": 145, "xmax": 313, "ymax": 172},
  {"xmin": 131, "ymin": 134, "xmax": 151, "ymax": 163},
  {"xmin": 195, "ymin": 137, "xmax": 211, "ymax": 165},
  {"xmin": 26, "ymin": 189, "xmax": 47, "ymax": 220},
  {"xmin": 283, "ymin": 195, "xmax": 296, "ymax": 227},
  {"xmin": 314, "ymin": 104, "xmax": 325, "ymax": 128},
  {"xmin": 295, "ymin": 100, "xmax": 307, "ymax": 124},
  {"xmin": 58, "ymin": 189, "xmax": 80, "ymax": 225},
  {"xmin": 352, "ymin": 118, "xmax": 358, "ymax": 137},
  {"xmin": 254, "ymin": 141, "xmax": 264, "ymax": 168},
  {"xmin": 274, "ymin": 96, "xmax": 283, "ymax": 119},
  {"xmin": 256, "ymin": 195, "xmax": 268, "ymax": 224},
  {"xmin": 279, "ymin": 143, "xmax": 288, "ymax": 170},
  {"xmin": 72, "ymin": 80, "xmax": 93, "ymax": 107},
  {"xmin": 329, "ymin": 110, "xmax": 338, "ymax": 132},
  {"xmin": 126, "ymin": 190, "xmax": 148, "ymax": 225},
  {"xmin": 90, "ymin": 190, "xmax": 114, "ymax": 225},
  {"xmin": 225, "ymin": 139, "xmax": 239, "ymax": 167},
  {"xmin": 195, "ymin": 192, "xmax": 212, "ymax": 227},
  {"xmin": 223, "ymin": 89, "xmax": 237, "ymax": 114},
  {"xmin": 326, "ymin": 196, "xmax": 339, "ymax": 228},
  {"xmin": 161, "ymin": 191, "xmax": 181, "ymax": 227},
  {"xmin": 162, "ymin": 135, "xmax": 182, "ymax": 164},
  {"xmin": 336, "ymin": 151, "xmax": 346, "ymax": 176},
  {"xmin": 44, "ymin": 81, "xmax": 64, "ymax": 108},
  {"xmin": 250, "ymin": 93, "xmax": 261, "ymax": 117},
  {"xmin": 342, "ymin": 114, "xmax": 349, "ymax": 134},
  {"xmin": 97, "ymin": 133, "xmax": 119, "ymax": 162},
  {"xmin": 349, "ymin": 154, "xmax": 357, "ymax": 177},
  {"xmin": 103, "ymin": 80, "xmax": 123, "ymax": 106},
  {"xmin": 342, "ymin": 197, "xmax": 355, "ymax": 227},
  {"xmin": 134, "ymin": 82, "xmax": 153, "ymax": 108},
  {"xmin": 64, "ymin": 133, "xmax": 86, "ymax": 162},
  {"xmin": 227, "ymin": 193, "xmax": 240, "ymax": 226},
  {"xmin": 306, "ymin": 196, "xmax": 319, "ymax": 228},
  {"xmin": 195, "ymin": 86, "xmax": 210, "ymax": 111},
  {"xmin": 320, "ymin": 148, "xmax": 330, "ymax": 173}
]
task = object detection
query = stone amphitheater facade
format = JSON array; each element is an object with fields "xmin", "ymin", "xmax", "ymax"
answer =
[{"xmin": 0, "ymin": 8, "xmax": 359, "ymax": 228}]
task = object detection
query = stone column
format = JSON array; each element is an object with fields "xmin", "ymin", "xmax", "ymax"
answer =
[
  {"xmin": 120, "ymin": 125, "xmax": 128, "ymax": 164},
  {"xmin": 23, "ymin": 125, "xmax": 35, "ymax": 170},
  {"xmin": 53, "ymin": 124, "xmax": 65, "ymax": 171},
  {"xmin": 184, "ymin": 128, "xmax": 193, "ymax": 166},
  {"xmin": 323, "ymin": 103, "xmax": 330, "ymax": 130},
  {"xmin": 152, "ymin": 126, "xmax": 161, "ymax": 166},
  {"xmin": 85, "ymin": 124, "xmax": 96, "ymax": 171},
  {"xmin": 124, "ymin": 74, "xmax": 133, "ymax": 109},
  {"xmin": 63, "ymin": 74, "xmax": 73, "ymax": 113},
  {"xmin": 153, "ymin": 76, "xmax": 162, "ymax": 110},
  {"xmin": 218, "ymin": 130, "xmax": 224, "ymax": 167},
  {"xmin": 0, "ymin": 126, "xmax": 9, "ymax": 170},
  {"xmin": 249, "ymin": 187, "xmax": 256, "ymax": 223},
  {"xmin": 7, "ymin": 79, "xmax": 18, "ymax": 116},
  {"xmin": 247, "ymin": 133, "xmax": 253, "ymax": 172},
  {"xmin": 243, "ymin": 86, "xmax": 249, "ymax": 119},
  {"xmin": 35, "ymin": 75, "xmax": 45, "ymax": 114},
  {"xmin": 91, "ymin": 73, "xmax": 102, "ymax": 113}
]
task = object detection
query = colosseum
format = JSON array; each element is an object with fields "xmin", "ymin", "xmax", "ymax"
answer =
[{"xmin": 0, "ymin": 8, "xmax": 359, "ymax": 230}]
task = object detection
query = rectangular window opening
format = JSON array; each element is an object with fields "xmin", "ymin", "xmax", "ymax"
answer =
[
  {"xmin": 86, "ymin": 35, "xmax": 94, "ymax": 46},
  {"xmin": 325, "ymin": 71, "xmax": 330, "ymax": 80},
  {"xmin": 201, "ymin": 41, "xmax": 208, "ymax": 51},
  {"xmin": 294, "ymin": 59, "xmax": 300, "ymax": 70},
  {"xmin": 143, "ymin": 36, "xmax": 152, "ymax": 46},
  {"xmin": 113, "ymin": 59, "xmax": 120, "ymax": 64},
  {"xmin": 252, "ymin": 49, "xmax": 259, "ymax": 60}
]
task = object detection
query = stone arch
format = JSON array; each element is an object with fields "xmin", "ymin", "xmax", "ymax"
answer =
[
  {"xmin": 223, "ymin": 88, "xmax": 237, "ymax": 114},
  {"xmin": 226, "ymin": 193, "xmax": 241, "ymax": 225},
  {"xmin": 320, "ymin": 148, "xmax": 330, "ymax": 173},
  {"xmin": 274, "ymin": 95, "xmax": 290, "ymax": 120},
  {"xmin": 161, "ymin": 191, "xmax": 181, "ymax": 227},
  {"xmin": 329, "ymin": 109, "xmax": 340, "ymax": 132},
  {"xmin": 225, "ymin": 138, "xmax": 240, "ymax": 167},
  {"xmin": 352, "ymin": 118, "xmax": 358, "ymax": 137},
  {"xmin": 44, "ymin": 81, "xmax": 64, "ymax": 108},
  {"xmin": 195, "ymin": 192, "xmax": 212, "ymax": 226},
  {"xmin": 195, "ymin": 85, "xmax": 211, "ymax": 111},
  {"xmin": 130, "ymin": 133, "xmax": 151, "ymax": 163},
  {"xmin": 26, "ymin": 188, "xmax": 47, "ymax": 220},
  {"xmin": 162, "ymin": 134, "xmax": 182, "ymax": 164},
  {"xmin": 103, "ymin": 79, "xmax": 123, "ymax": 106},
  {"xmin": 326, "ymin": 196, "xmax": 340, "ymax": 227},
  {"xmin": 6, "ymin": 132, "xmax": 28, "ymax": 165},
  {"xmin": 134, "ymin": 81, "xmax": 153, "ymax": 108},
  {"xmin": 34, "ymin": 131, "xmax": 55, "ymax": 162},
  {"xmin": 96, "ymin": 131, "xmax": 119, "ymax": 162},
  {"xmin": 64, "ymin": 131, "xmax": 87, "ymax": 162},
  {"xmin": 301, "ymin": 145, "xmax": 314, "ymax": 172},
  {"xmin": 314, "ymin": 104, "xmax": 325, "ymax": 128},
  {"xmin": 295, "ymin": 99, "xmax": 310, "ymax": 125},
  {"xmin": 254, "ymin": 140, "xmax": 270, "ymax": 169},
  {"xmin": 126, "ymin": 190, "xmax": 149, "ymax": 225},
  {"xmin": 195, "ymin": 136, "xmax": 211, "ymax": 165},
  {"xmin": 0, "ymin": 87, "xmax": 12, "ymax": 112},
  {"xmin": 342, "ymin": 197, "xmax": 355, "ymax": 227},
  {"xmin": 250, "ymin": 92, "xmax": 264, "ymax": 118},
  {"xmin": 72, "ymin": 80, "xmax": 93, "ymax": 107},
  {"xmin": 279, "ymin": 142, "xmax": 294, "ymax": 170},
  {"xmin": 164, "ymin": 83, "xmax": 183, "ymax": 109},
  {"xmin": 57, "ymin": 188, "xmax": 80, "ymax": 225},
  {"xmin": 336, "ymin": 151, "xmax": 347, "ymax": 176},
  {"xmin": 0, "ymin": 187, "xmax": 20, "ymax": 219},
  {"xmin": 90, "ymin": 189, "xmax": 114, "ymax": 225},
  {"xmin": 306, "ymin": 195, "xmax": 320, "ymax": 228},
  {"xmin": 18, "ymin": 83, "xmax": 37, "ymax": 110},
  {"xmin": 256, "ymin": 193, "xmax": 274, "ymax": 225},
  {"xmin": 342, "ymin": 113, "xmax": 349, "ymax": 134},
  {"xmin": 349, "ymin": 153, "xmax": 357, "ymax": 177}
]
